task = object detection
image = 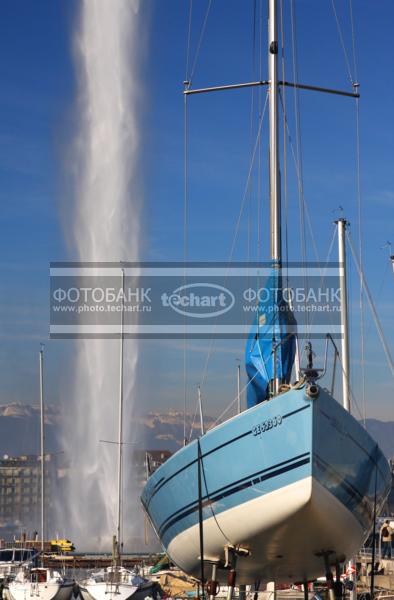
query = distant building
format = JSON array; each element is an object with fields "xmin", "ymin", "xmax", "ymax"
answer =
[{"xmin": 0, "ymin": 454, "xmax": 59, "ymax": 539}]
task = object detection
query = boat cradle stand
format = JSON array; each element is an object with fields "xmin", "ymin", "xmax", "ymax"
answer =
[
  {"xmin": 315, "ymin": 550, "xmax": 345, "ymax": 600},
  {"xmin": 224, "ymin": 544, "xmax": 251, "ymax": 600},
  {"xmin": 204, "ymin": 544, "xmax": 251, "ymax": 600}
]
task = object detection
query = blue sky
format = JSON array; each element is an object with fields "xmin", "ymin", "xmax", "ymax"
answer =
[{"xmin": 0, "ymin": 0, "xmax": 393, "ymax": 421}]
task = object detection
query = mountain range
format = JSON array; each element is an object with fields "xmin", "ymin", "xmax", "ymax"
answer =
[{"xmin": 0, "ymin": 403, "xmax": 393, "ymax": 459}]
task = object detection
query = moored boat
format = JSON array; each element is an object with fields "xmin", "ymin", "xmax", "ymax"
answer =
[
  {"xmin": 141, "ymin": 0, "xmax": 392, "ymax": 587},
  {"xmin": 142, "ymin": 384, "xmax": 390, "ymax": 583},
  {"xmin": 7, "ymin": 568, "xmax": 74, "ymax": 600},
  {"xmin": 79, "ymin": 567, "xmax": 155, "ymax": 600}
]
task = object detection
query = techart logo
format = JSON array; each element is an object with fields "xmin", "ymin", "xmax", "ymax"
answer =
[{"xmin": 161, "ymin": 283, "xmax": 235, "ymax": 318}]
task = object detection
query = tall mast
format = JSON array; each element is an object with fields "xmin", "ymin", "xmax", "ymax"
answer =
[
  {"xmin": 268, "ymin": 0, "xmax": 281, "ymax": 264},
  {"xmin": 117, "ymin": 268, "xmax": 125, "ymax": 557},
  {"xmin": 39, "ymin": 345, "xmax": 45, "ymax": 551},
  {"xmin": 336, "ymin": 219, "xmax": 350, "ymax": 412}
]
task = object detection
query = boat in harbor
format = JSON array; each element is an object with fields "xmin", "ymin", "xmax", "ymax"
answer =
[
  {"xmin": 7, "ymin": 349, "xmax": 74, "ymax": 600},
  {"xmin": 6, "ymin": 568, "xmax": 74, "ymax": 600},
  {"xmin": 80, "ymin": 274, "xmax": 155, "ymax": 600},
  {"xmin": 79, "ymin": 567, "xmax": 155, "ymax": 600},
  {"xmin": 141, "ymin": 0, "xmax": 391, "ymax": 587},
  {"xmin": 0, "ymin": 548, "xmax": 37, "ymax": 583}
]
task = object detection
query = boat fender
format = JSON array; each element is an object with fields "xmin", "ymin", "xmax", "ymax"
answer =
[
  {"xmin": 206, "ymin": 580, "xmax": 219, "ymax": 596},
  {"xmin": 306, "ymin": 383, "xmax": 319, "ymax": 399}
]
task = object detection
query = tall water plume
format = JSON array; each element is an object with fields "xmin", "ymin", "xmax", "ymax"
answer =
[{"xmin": 62, "ymin": 0, "xmax": 143, "ymax": 550}]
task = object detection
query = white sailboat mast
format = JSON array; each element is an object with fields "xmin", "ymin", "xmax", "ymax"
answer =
[
  {"xmin": 336, "ymin": 219, "xmax": 350, "ymax": 412},
  {"xmin": 39, "ymin": 345, "xmax": 45, "ymax": 552},
  {"xmin": 117, "ymin": 268, "xmax": 125, "ymax": 554},
  {"xmin": 268, "ymin": 0, "xmax": 281, "ymax": 264}
]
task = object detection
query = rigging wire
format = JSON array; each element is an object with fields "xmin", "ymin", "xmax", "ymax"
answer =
[
  {"xmin": 183, "ymin": 93, "xmax": 189, "ymax": 446},
  {"xmin": 278, "ymin": 93, "xmax": 323, "ymax": 271},
  {"xmin": 183, "ymin": 0, "xmax": 193, "ymax": 446},
  {"xmin": 330, "ymin": 0, "xmax": 355, "ymax": 86},
  {"xmin": 247, "ymin": 0, "xmax": 258, "ymax": 266},
  {"xmin": 188, "ymin": 0, "xmax": 213, "ymax": 86},
  {"xmin": 347, "ymin": 232, "xmax": 394, "ymax": 379},
  {"xmin": 290, "ymin": 0, "xmax": 310, "ymax": 339},
  {"xmin": 198, "ymin": 92, "xmax": 269, "ymax": 393},
  {"xmin": 185, "ymin": 1, "xmax": 266, "ymax": 426},
  {"xmin": 185, "ymin": 0, "xmax": 193, "ymax": 83},
  {"xmin": 355, "ymin": 96, "xmax": 366, "ymax": 425},
  {"xmin": 362, "ymin": 251, "xmax": 390, "ymax": 350},
  {"xmin": 279, "ymin": 0, "xmax": 289, "ymax": 286},
  {"xmin": 257, "ymin": 0, "xmax": 264, "ymax": 262},
  {"xmin": 347, "ymin": 0, "xmax": 366, "ymax": 426},
  {"xmin": 349, "ymin": 0, "xmax": 359, "ymax": 82},
  {"xmin": 188, "ymin": 388, "xmax": 202, "ymax": 443}
]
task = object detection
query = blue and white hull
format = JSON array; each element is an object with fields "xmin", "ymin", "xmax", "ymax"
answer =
[{"xmin": 141, "ymin": 385, "xmax": 391, "ymax": 584}]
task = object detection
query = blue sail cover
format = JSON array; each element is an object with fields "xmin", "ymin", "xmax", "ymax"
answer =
[{"xmin": 245, "ymin": 268, "xmax": 297, "ymax": 408}]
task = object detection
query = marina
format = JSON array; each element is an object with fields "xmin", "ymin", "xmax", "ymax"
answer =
[{"xmin": 0, "ymin": 1, "xmax": 394, "ymax": 600}]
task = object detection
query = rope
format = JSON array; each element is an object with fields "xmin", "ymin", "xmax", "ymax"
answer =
[
  {"xmin": 208, "ymin": 369, "xmax": 260, "ymax": 429},
  {"xmin": 199, "ymin": 440, "xmax": 234, "ymax": 546},
  {"xmin": 347, "ymin": 231, "xmax": 394, "ymax": 379},
  {"xmin": 209, "ymin": 334, "xmax": 295, "ymax": 430}
]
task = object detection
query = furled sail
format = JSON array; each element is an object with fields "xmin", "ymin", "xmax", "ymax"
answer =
[{"xmin": 245, "ymin": 267, "xmax": 297, "ymax": 407}]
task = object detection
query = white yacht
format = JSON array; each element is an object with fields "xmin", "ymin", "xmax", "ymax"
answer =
[{"xmin": 7, "ymin": 568, "xmax": 74, "ymax": 600}]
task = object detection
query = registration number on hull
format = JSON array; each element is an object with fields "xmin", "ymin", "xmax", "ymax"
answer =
[{"xmin": 252, "ymin": 415, "xmax": 282, "ymax": 437}]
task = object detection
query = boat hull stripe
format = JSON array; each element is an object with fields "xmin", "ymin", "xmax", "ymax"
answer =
[
  {"xmin": 282, "ymin": 404, "xmax": 310, "ymax": 419},
  {"xmin": 156, "ymin": 452, "xmax": 310, "ymax": 533},
  {"xmin": 158, "ymin": 455, "xmax": 311, "ymax": 538},
  {"xmin": 146, "ymin": 403, "xmax": 311, "ymax": 507}
]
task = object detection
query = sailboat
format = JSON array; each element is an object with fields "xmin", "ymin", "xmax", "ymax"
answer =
[
  {"xmin": 80, "ymin": 270, "xmax": 154, "ymax": 600},
  {"xmin": 141, "ymin": 0, "xmax": 391, "ymax": 588},
  {"xmin": 7, "ymin": 347, "xmax": 74, "ymax": 600}
]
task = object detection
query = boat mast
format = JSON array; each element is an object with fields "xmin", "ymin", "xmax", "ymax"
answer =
[
  {"xmin": 268, "ymin": 0, "xmax": 281, "ymax": 397},
  {"xmin": 39, "ymin": 345, "xmax": 45, "ymax": 552},
  {"xmin": 336, "ymin": 219, "xmax": 350, "ymax": 412},
  {"xmin": 268, "ymin": 0, "xmax": 281, "ymax": 264},
  {"xmin": 117, "ymin": 268, "xmax": 125, "ymax": 559}
]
